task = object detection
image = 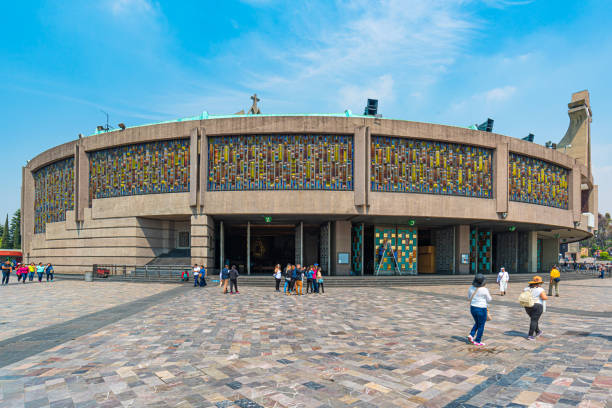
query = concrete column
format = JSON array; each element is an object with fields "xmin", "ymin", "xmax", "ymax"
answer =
[
  {"xmin": 495, "ymin": 142, "xmax": 509, "ymax": 214},
  {"xmin": 354, "ymin": 126, "xmax": 368, "ymax": 207},
  {"xmin": 247, "ymin": 221, "xmax": 250, "ymax": 275},
  {"xmin": 527, "ymin": 231, "xmax": 538, "ymax": 273},
  {"xmin": 331, "ymin": 220, "xmax": 351, "ymax": 275},
  {"xmin": 589, "ymin": 185, "xmax": 598, "ymax": 230},
  {"xmin": 22, "ymin": 166, "xmax": 35, "ymax": 259},
  {"xmin": 569, "ymin": 165, "xmax": 581, "ymax": 222},
  {"xmin": 454, "ymin": 225, "xmax": 471, "ymax": 275},
  {"xmin": 541, "ymin": 237, "xmax": 559, "ymax": 273},
  {"xmin": 191, "ymin": 213, "xmax": 215, "ymax": 268},
  {"xmin": 189, "ymin": 128, "xmax": 199, "ymax": 207},
  {"xmin": 74, "ymin": 140, "xmax": 89, "ymax": 222},
  {"xmin": 220, "ymin": 221, "xmax": 224, "ymax": 268},
  {"xmin": 327, "ymin": 221, "xmax": 331, "ymax": 276},
  {"xmin": 199, "ymin": 127, "xmax": 208, "ymax": 211}
]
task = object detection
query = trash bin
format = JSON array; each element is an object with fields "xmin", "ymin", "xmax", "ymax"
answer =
[{"xmin": 84, "ymin": 271, "xmax": 93, "ymax": 282}]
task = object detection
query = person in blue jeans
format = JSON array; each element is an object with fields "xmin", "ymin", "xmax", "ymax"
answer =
[
  {"xmin": 1, "ymin": 261, "xmax": 11, "ymax": 285},
  {"xmin": 36, "ymin": 263, "xmax": 45, "ymax": 282},
  {"xmin": 467, "ymin": 274, "xmax": 492, "ymax": 346},
  {"xmin": 45, "ymin": 263, "xmax": 54, "ymax": 281},
  {"xmin": 199, "ymin": 265, "xmax": 207, "ymax": 287},
  {"xmin": 192, "ymin": 264, "xmax": 201, "ymax": 287}
]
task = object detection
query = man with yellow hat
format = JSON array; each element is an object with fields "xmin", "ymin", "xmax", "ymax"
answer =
[{"xmin": 548, "ymin": 265, "xmax": 560, "ymax": 297}]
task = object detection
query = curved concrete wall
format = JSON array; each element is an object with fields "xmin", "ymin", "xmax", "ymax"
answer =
[{"xmin": 22, "ymin": 116, "xmax": 595, "ymax": 273}]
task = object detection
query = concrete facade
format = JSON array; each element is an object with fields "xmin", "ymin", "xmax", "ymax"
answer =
[{"xmin": 22, "ymin": 93, "xmax": 597, "ymax": 275}]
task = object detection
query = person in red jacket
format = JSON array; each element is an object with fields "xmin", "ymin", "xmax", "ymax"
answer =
[{"xmin": 17, "ymin": 264, "xmax": 29, "ymax": 284}]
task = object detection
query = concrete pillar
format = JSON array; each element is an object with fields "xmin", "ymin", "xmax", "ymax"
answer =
[
  {"xmin": 569, "ymin": 165, "xmax": 581, "ymax": 223},
  {"xmin": 199, "ymin": 127, "xmax": 208, "ymax": 210},
  {"xmin": 495, "ymin": 142, "xmax": 509, "ymax": 214},
  {"xmin": 74, "ymin": 139, "xmax": 89, "ymax": 222},
  {"xmin": 589, "ymin": 185, "xmax": 598, "ymax": 230},
  {"xmin": 189, "ymin": 127, "xmax": 199, "ymax": 207},
  {"xmin": 219, "ymin": 221, "xmax": 224, "ymax": 268},
  {"xmin": 332, "ymin": 220, "xmax": 351, "ymax": 275},
  {"xmin": 191, "ymin": 213, "xmax": 215, "ymax": 269},
  {"xmin": 454, "ymin": 225, "xmax": 470, "ymax": 275},
  {"xmin": 354, "ymin": 126, "xmax": 369, "ymax": 207},
  {"xmin": 247, "ymin": 221, "xmax": 251, "ymax": 275},
  {"xmin": 527, "ymin": 231, "xmax": 538, "ymax": 273},
  {"xmin": 541, "ymin": 237, "xmax": 560, "ymax": 273}
]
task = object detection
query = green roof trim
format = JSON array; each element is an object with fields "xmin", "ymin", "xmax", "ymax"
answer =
[{"xmin": 90, "ymin": 110, "xmax": 482, "ymax": 136}]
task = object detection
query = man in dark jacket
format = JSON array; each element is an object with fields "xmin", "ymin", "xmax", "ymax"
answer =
[
  {"xmin": 229, "ymin": 265, "xmax": 239, "ymax": 294},
  {"xmin": 221, "ymin": 264, "xmax": 230, "ymax": 293}
]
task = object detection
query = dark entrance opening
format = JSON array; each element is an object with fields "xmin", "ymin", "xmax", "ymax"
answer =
[{"xmin": 249, "ymin": 225, "xmax": 295, "ymax": 274}]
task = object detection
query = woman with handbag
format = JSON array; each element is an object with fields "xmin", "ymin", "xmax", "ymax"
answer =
[
  {"xmin": 523, "ymin": 276, "xmax": 548, "ymax": 340},
  {"xmin": 467, "ymin": 274, "xmax": 491, "ymax": 346}
]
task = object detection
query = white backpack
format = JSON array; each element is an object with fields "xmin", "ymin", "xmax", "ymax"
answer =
[{"xmin": 518, "ymin": 289, "xmax": 534, "ymax": 307}]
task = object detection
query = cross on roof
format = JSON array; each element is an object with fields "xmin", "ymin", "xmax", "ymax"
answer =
[{"xmin": 248, "ymin": 93, "xmax": 261, "ymax": 114}]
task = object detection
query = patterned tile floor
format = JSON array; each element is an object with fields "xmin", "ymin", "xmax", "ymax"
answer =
[
  {"xmin": 0, "ymin": 281, "xmax": 179, "ymax": 341},
  {"xmin": 0, "ymin": 279, "xmax": 610, "ymax": 407}
]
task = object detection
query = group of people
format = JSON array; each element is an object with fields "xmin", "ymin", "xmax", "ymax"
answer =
[
  {"xmin": 469, "ymin": 265, "xmax": 562, "ymax": 346},
  {"xmin": 1, "ymin": 260, "xmax": 54, "ymax": 285},
  {"xmin": 273, "ymin": 263, "xmax": 324, "ymax": 295}
]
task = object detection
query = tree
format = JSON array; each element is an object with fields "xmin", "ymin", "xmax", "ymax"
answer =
[
  {"xmin": 0, "ymin": 215, "xmax": 8, "ymax": 249},
  {"xmin": 9, "ymin": 210, "xmax": 20, "ymax": 249}
]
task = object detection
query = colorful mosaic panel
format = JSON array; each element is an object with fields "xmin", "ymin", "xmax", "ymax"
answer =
[
  {"xmin": 371, "ymin": 136, "xmax": 492, "ymax": 198},
  {"xmin": 207, "ymin": 134, "xmax": 353, "ymax": 191},
  {"xmin": 374, "ymin": 226, "xmax": 417, "ymax": 275},
  {"xmin": 509, "ymin": 153, "xmax": 569, "ymax": 209},
  {"xmin": 34, "ymin": 157, "xmax": 75, "ymax": 234},
  {"xmin": 478, "ymin": 230, "xmax": 492, "ymax": 273},
  {"xmin": 351, "ymin": 224, "xmax": 363, "ymax": 275},
  {"xmin": 470, "ymin": 228, "xmax": 491, "ymax": 274},
  {"xmin": 89, "ymin": 139, "xmax": 190, "ymax": 200}
]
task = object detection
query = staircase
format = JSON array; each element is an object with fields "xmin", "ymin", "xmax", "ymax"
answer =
[
  {"xmin": 81, "ymin": 269, "xmax": 598, "ymax": 286},
  {"xmin": 146, "ymin": 249, "xmax": 191, "ymax": 266}
]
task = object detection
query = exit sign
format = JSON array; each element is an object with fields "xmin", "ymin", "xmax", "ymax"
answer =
[{"xmin": 264, "ymin": 216, "xmax": 272, "ymax": 223}]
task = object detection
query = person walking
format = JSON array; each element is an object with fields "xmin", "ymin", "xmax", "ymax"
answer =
[
  {"xmin": 1, "ymin": 260, "xmax": 11, "ymax": 285},
  {"xmin": 36, "ymin": 263, "xmax": 45, "ymax": 282},
  {"xmin": 316, "ymin": 266, "xmax": 324, "ymax": 294},
  {"xmin": 523, "ymin": 276, "xmax": 548, "ymax": 340},
  {"xmin": 291, "ymin": 264, "xmax": 300, "ymax": 295},
  {"xmin": 17, "ymin": 264, "xmax": 28, "ymax": 283},
  {"xmin": 312, "ymin": 264, "xmax": 319, "ymax": 293},
  {"xmin": 199, "ymin": 265, "xmax": 207, "ymax": 287},
  {"xmin": 467, "ymin": 274, "xmax": 491, "ymax": 346},
  {"xmin": 497, "ymin": 267, "xmax": 509, "ymax": 296},
  {"xmin": 273, "ymin": 264, "xmax": 282, "ymax": 292},
  {"xmin": 192, "ymin": 264, "xmax": 201, "ymax": 287},
  {"xmin": 548, "ymin": 265, "xmax": 560, "ymax": 297},
  {"xmin": 221, "ymin": 264, "xmax": 230, "ymax": 293},
  {"xmin": 44, "ymin": 263, "xmax": 54, "ymax": 281},
  {"xmin": 28, "ymin": 263, "xmax": 36, "ymax": 281},
  {"xmin": 229, "ymin": 265, "xmax": 239, "ymax": 294}
]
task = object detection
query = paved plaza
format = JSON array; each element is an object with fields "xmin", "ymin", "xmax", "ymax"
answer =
[{"xmin": 0, "ymin": 279, "xmax": 610, "ymax": 408}]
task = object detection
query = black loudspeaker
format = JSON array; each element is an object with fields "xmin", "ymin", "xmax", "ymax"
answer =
[
  {"xmin": 522, "ymin": 133, "xmax": 535, "ymax": 142},
  {"xmin": 477, "ymin": 118, "xmax": 494, "ymax": 132},
  {"xmin": 364, "ymin": 99, "xmax": 378, "ymax": 116}
]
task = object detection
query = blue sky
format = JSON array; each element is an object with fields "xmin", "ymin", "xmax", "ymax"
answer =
[{"xmin": 1, "ymin": 0, "xmax": 611, "ymax": 220}]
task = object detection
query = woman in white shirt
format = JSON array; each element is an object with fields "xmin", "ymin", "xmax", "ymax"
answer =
[
  {"xmin": 273, "ymin": 264, "xmax": 282, "ymax": 292},
  {"xmin": 497, "ymin": 267, "xmax": 509, "ymax": 296},
  {"xmin": 467, "ymin": 274, "xmax": 492, "ymax": 346},
  {"xmin": 523, "ymin": 275, "xmax": 548, "ymax": 340}
]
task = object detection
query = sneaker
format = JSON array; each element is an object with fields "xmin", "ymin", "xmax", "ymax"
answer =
[
  {"xmin": 536, "ymin": 330, "xmax": 543, "ymax": 337},
  {"xmin": 527, "ymin": 336, "xmax": 536, "ymax": 341},
  {"xmin": 236, "ymin": 291, "xmax": 239, "ymax": 294},
  {"xmin": 473, "ymin": 342, "xmax": 485, "ymax": 346},
  {"xmin": 468, "ymin": 335, "xmax": 474, "ymax": 343}
]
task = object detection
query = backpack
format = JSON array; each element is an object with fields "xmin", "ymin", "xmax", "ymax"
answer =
[{"xmin": 518, "ymin": 289, "xmax": 534, "ymax": 307}]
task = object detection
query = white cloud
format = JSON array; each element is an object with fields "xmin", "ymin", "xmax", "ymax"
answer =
[
  {"xmin": 108, "ymin": 0, "xmax": 155, "ymax": 16},
  {"xmin": 484, "ymin": 85, "xmax": 517, "ymax": 102},
  {"xmin": 338, "ymin": 74, "xmax": 395, "ymax": 110}
]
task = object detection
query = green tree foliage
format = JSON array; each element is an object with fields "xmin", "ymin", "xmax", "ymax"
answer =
[
  {"xmin": 1, "ymin": 215, "xmax": 8, "ymax": 249},
  {"xmin": 9, "ymin": 209, "xmax": 20, "ymax": 249}
]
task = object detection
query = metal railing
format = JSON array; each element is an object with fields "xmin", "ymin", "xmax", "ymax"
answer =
[{"xmin": 92, "ymin": 264, "xmax": 193, "ymax": 281}]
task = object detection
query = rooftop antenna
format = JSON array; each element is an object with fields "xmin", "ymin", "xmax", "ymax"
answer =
[{"xmin": 97, "ymin": 110, "xmax": 114, "ymax": 132}]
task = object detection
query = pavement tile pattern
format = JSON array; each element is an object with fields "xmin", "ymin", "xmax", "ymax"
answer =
[
  {"xmin": 0, "ymin": 281, "xmax": 179, "ymax": 341},
  {"xmin": 0, "ymin": 279, "xmax": 610, "ymax": 407}
]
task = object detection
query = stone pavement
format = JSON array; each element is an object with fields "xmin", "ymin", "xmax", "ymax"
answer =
[
  {"xmin": 0, "ymin": 279, "xmax": 610, "ymax": 407},
  {"xmin": 0, "ymin": 281, "xmax": 180, "ymax": 341}
]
